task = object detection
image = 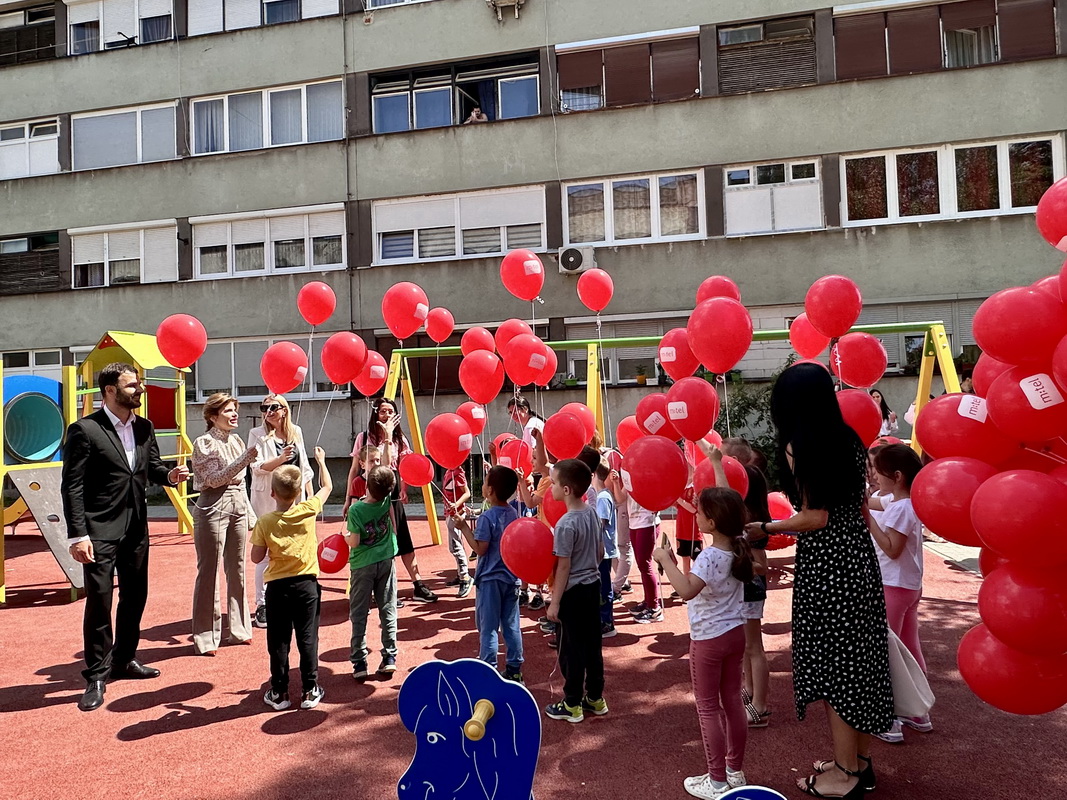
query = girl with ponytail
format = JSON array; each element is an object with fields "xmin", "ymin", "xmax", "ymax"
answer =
[{"xmin": 654, "ymin": 461, "xmax": 754, "ymax": 799}]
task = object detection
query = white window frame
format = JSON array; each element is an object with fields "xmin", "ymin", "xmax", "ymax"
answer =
[
  {"xmin": 562, "ymin": 169, "xmax": 706, "ymax": 247},
  {"xmin": 193, "ymin": 335, "xmax": 347, "ymax": 402},
  {"xmin": 371, "ymin": 90, "xmax": 412, "ymax": 134},
  {"xmin": 190, "ymin": 79, "xmax": 342, "ymax": 156},
  {"xmin": 372, "ymin": 187, "xmax": 548, "ymax": 266},
  {"xmin": 1, "ymin": 348, "xmax": 64, "ymax": 381},
  {"xmin": 842, "ymin": 134, "xmax": 1066, "ymax": 226},
  {"xmin": 364, "ymin": 0, "xmax": 443, "ymax": 9},
  {"xmin": 191, "ymin": 204, "xmax": 346, "ymax": 279},
  {"xmin": 411, "ymin": 86, "xmax": 452, "ymax": 130},
  {"xmin": 71, "ymin": 101, "xmax": 176, "ymax": 170},
  {"xmin": 67, "ymin": 0, "xmax": 175, "ymax": 52},
  {"xmin": 497, "ymin": 75, "xmax": 540, "ymax": 119},
  {"xmin": 723, "ymin": 158, "xmax": 823, "ymax": 236},
  {"xmin": 70, "ymin": 224, "xmax": 172, "ymax": 289},
  {"xmin": 0, "ymin": 117, "xmax": 60, "ymax": 180}
]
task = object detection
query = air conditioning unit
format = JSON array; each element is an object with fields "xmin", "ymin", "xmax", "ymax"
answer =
[{"xmin": 557, "ymin": 246, "xmax": 596, "ymax": 274}]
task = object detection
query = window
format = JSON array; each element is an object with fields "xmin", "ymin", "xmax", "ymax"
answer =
[
  {"xmin": 70, "ymin": 225, "xmax": 179, "ymax": 288},
  {"xmin": 843, "ymin": 136, "xmax": 1063, "ymax": 224},
  {"xmin": 194, "ymin": 336, "xmax": 344, "ymax": 401},
  {"xmin": 717, "ymin": 16, "xmax": 816, "ymax": 94},
  {"xmin": 191, "ymin": 81, "xmax": 342, "ymax": 155},
  {"xmin": 366, "ymin": 0, "xmax": 440, "ymax": 6},
  {"xmin": 724, "ymin": 160, "xmax": 822, "ymax": 236},
  {"xmin": 566, "ymin": 319, "xmax": 666, "ymax": 385},
  {"xmin": 72, "ymin": 104, "xmax": 176, "ymax": 170},
  {"xmin": 0, "ymin": 4, "xmax": 57, "ymax": 65},
  {"xmin": 67, "ymin": 0, "xmax": 175, "ymax": 52},
  {"xmin": 264, "ymin": 0, "xmax": 299, "ymax": 24},
  {"xmin": 0, "ymin": 118, "xmax": 60, "ymax": 180},
  {"xmin": 1, "ymin": 349, "xmax": 63, "ymax": 381},
  {"xmin": 371, "ymin": 53, "xmax": 540, "ymax": 134},
  {"xmin": 192, "ymin": 206, "xmax": 345, "ymax": 278},
  {"xmin": 70, "ymin": 22, "xmax": 100, "ymax": 54},
  {"xmin": 186, "ymin": 0, "xmax": 338, "ymax": 36},
  {"xmin": 564, "ymin": 171, "xmax": 702, "ymax": 246},
  {"xmin": 373, "ymin": 187, "xmax": 546, "ymax": 264}
]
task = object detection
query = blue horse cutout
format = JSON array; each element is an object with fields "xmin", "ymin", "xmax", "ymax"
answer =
[{"xmin": 397, "ymin": 658, "xmax": 540, "ymax": 800}]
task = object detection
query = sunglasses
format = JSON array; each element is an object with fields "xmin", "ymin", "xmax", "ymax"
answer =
[{"xmin": 260, "ymin": 404, "xmax": 283, "ymax": 414}]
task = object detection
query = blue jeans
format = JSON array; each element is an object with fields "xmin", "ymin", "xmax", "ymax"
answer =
[
  {"xmin": 475, "ymin": 579, "xmax": 523, "ymax": 672},
  {"xmin": 599, "ymin": 559, "xmax": 614, "ymax": 626}
]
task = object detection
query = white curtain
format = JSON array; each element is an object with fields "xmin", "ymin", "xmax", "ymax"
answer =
[
  {"xmin": 306, "ymin": 82, "xmax": 342, "ymax": 142},
  {"xmin": 270, "ymin": 89, "xmax": 302, "ymax": 145},
  {"xmin": 228, "ymin": 92, "xmax": 262, "ymax": 151},
  {"xmin": 194, "ymin": 99, "xmax": 225, "ymax": 153}
]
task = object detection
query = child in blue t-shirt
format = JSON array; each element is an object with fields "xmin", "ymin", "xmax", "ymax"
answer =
[
  {"xmin": 453, "ymin": 465, "xmax": 524, "ymax": 683},
  {"xmin": 593, "ymin": 459, "xmax": 618, "ymax": 637}
]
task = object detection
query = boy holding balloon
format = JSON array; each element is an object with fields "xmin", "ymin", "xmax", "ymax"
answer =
[{"xmin": 250, "ymin": 447, "xmax": 332, "ymax": 711}]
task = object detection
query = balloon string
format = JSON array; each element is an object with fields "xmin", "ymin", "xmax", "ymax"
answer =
[
  {"xmin": 722, "ymin": 375, "xmax": 732, "ymax": 438},
  {"xmin": 295, "ymin": 327, "xmax": 315, "ymax": 426},
  {"xmin": 314, "ymin": 389, "xmax": 335, "ymax": 446},
  {"xmin": 1023, "ymin": 447, "xmax": 1067, "ymax": 464},
  {"xmin": 595, "ymin": 314, "xmax": 614, "ymax": 448},
  {"xmin": 432, "ymin": 347, "xmax": 440, "ymax": 410}
]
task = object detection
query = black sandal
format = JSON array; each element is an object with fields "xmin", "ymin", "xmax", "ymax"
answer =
[
  {"xmin": 799, "ymin": 762, "xmax": 865, "ymax": 798},
  {"xmin": 812, "ymin": 755, "xmax": 875, "ymax": 792}
]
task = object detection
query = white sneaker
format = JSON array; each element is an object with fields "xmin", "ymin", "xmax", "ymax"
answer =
[
  {"xmin": 874, "ymin": 718, "xmax": 904, "ymax": 743},
  {"xmin": 726, "ymin": 768, "xmax": 747, "ymax": 788},
  {"xmin": 684, "ymin": 775, "xmax": 728, "ymax": 799},
  {"xmin": 900, "ymin": 714, "xmax": 933, "ymax": 732},
  {"xmin": 683, "ymin": 774, "xmax": 708, "ymax": 790}
]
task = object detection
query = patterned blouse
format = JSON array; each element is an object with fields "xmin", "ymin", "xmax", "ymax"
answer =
[{"xmin": 192, "ymin": 427, "xmax": 256, "ymax": 491}]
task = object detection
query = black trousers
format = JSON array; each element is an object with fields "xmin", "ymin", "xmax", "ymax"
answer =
[
  {"xmin": 265, "ymin": 575, "xmax": 321, "ymax": 694},
  {"xmin": 81, "ymin": 527, "xmax": 149, "ymax": 682},
  {"xmin": 558, "ymin": 580, "xmax": 604, "ymax": 706}
]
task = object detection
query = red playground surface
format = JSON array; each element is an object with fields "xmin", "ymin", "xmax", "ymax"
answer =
[{"xmin": 1, "ymin": 519, "xmax": 1064, "ymax": 800}]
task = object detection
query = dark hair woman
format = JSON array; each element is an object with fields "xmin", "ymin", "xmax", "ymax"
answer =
[{"xmin": 749, "ymin": 362, "xmax": 893, "ymax": 798}]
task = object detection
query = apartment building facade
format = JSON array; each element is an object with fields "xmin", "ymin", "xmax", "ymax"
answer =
[{"xmin": 1, "ymin": 0, "xmax": 1065, "ymax": 447}]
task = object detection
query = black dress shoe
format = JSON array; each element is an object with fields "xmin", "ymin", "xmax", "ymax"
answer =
[
  {"xmin": 78, "ymin": 681, "xmax": 106, "ymax": 712},
  {"xmin": 114, "ymin": 659, "xmax": 160, "ymax": 680}
]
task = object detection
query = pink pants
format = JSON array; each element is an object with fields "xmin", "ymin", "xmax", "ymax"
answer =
[
  {"xmin": 884, "ymin": 585, "xmax": 926, "ymax": 674},
  {"xmin": 629, "ymin": 526, "xmax": 660, "ymax": 610},
  {"xmin": 690, "ymin": 626, "xmax": 747, "ymax": 782}
]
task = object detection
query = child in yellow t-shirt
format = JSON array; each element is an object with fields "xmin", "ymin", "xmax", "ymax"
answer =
[{"xmin": 251, "ymin": 446, "xmax": 332, "ymax": 712}]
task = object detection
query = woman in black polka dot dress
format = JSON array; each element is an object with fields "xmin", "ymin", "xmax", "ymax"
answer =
[{"xmin": 748, "ymin": 363, "xmax": 893, "ymax": 798}]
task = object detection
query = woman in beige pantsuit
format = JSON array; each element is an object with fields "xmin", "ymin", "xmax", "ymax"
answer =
[{"xmin": 191, "ymin": 393, "xmax": 258, "ymax": 656}]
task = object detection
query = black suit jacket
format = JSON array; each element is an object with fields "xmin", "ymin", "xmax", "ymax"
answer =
[{"xmin": 62, "ymin": 409, "xmax": 174, "ymax": 542}]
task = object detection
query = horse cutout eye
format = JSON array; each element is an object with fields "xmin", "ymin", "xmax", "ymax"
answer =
[{"xmin": 425, "ymin": 731, "xmax": 447, "ymax": 744}]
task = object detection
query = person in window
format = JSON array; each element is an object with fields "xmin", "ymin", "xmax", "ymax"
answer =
[{"xmin": 463, "ymin": 107, "xmax": 489, "ymax": 124}]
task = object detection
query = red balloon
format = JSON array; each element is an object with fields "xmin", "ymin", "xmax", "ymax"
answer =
[
  {"xmin": 621, "ymin": 436, "xmax": 688, "ymax": 512},
  {"xmin": 973, "ymin": 287, "xmax": 1067, "ymax": 366},
  {"xmin": 986, "ymin": 366, "xmax": 1067, "ymax": 442},
  {"xmin": 665, "ymin": 378, "xmax": 721, "ymax": 441},
  {"xmin": 381, "ymin": 282, "xmax": 429, "ymax": 341},
  {"xmin": 1052, "ymin": 334, "xmax": 1067, "ymax": 393},
  {"xmin": 498, "ymin": 438, "xmax": 533, "ymax": 475},
  {"xmin": 978, "ymin": 548, "xmax": 1010, "ymax": 577},
  {"xmin": 1032, "ymin": 274, "xmax": 1062, "ymax": 303},
  {"xmin": 913, "ymin": 393, "xmax": 1016, "ymax": 465},
  {"xmin": 616, "ymin": 416, "xmax": 644, "ymax": 455},
  {"xmin": 456, "ymin": 401, "xmax": 487, "ymax": 436},
  {"xmin": 425, "ymin": 308, "xmax": 455, "ymax": 344},
  {"xmin": 543, "ymin": 412, "xmax": 586, "ymax": 461},
  {"xmin": 559, "ymin": 402, "xmax": 596, "ymax": 444},
  {"xmin": 979, "ymin": 563, "xmax": 1067, "ymax": 657},
  {"xmin": 971, "ymin": 470, "xmax": 1067, "ymax": 563},
  {"xmin": 495, "ymin": 318, "xmax": 533, "ymax": 354},
  {"xmin": 156, "ymin": 314, "xmax": 207, "ymax": 369},
  {"xmin": 658, "ymin": 328, "xmax": 701, "ymax": 382},
  {"xmin": 260, "ymin": 341, "xmax": 309, "ymax": 395},
  {"xmin": 1036, "ymin": 175, "xmax": 1067, "ymax": 252},
  {"xmin": 683, "ymin": 431, "xmax": 723, "ymax": 466},
  {"xmin": 459, "ymin": 351, "xmax": 505, "ymax": 405},
  {"xmin": 576, "ymin": 268, "xmax": 614, "ymax": 312},
  {"xmin": 398, "ymin": 453, "xmax": 434, "ymax": 488},
  {"xmin": 461, "ymin": 326, "xmax": 496, "ymax": 356},
  {"xmin": 694, "ymin": 455, "xmax": 749, "ymax": 497},
  {"xmin": 353, "ymin": 350, "xmax": 388, "ymax": 396},
  {"xmin": 492, "ymin": 433, "xmax": 518, "ymax": 456},
  {"xmin": 542, "ymin": 490, "xmax": 568, "ymax": 527},
  {"xmin": 500, "ymin": 249, "xmax": 545, "ymax": 302},
  {"xmin": 605, "ymin": 449, "xmax": 623, "ymax": 472},
  {"xmin": 503, "ymin": 334, "xmax": 548, "ymax": 387},
  {"xmin": 297, "ymin": 281, "xmax": 336, "ymax": 327},
  {"xmin": 805, "ymin": 275, "xmax": 862, "ymax": 338},
  {"xmin": 912, "ymin": 456, "xmax": 998, "ymax": 546},
  {"xmin": 535, "ymin": 346, "xmax": 559, "ymax": 387},
  {"xmin": 768, "ymin": 492, "xmax": 795, "ymax": 521},
  {"xmin": 317, "ymin": 533, "xmax": 349, "ymax": 574},
  {"xmin": 687, "ymin": 298, "xmax": 753, "ymax": 374},
  {"xmin": 425, "ymin": 413, "xmax": 473, "ymax": 470},
  {"xmin": 696, "ymin": 275, "xmax": 741, "ymax": 304},
  {"xmin": 1059, "ymin": 258, "xmax": 1067, "ymax": 306},
  {"xmin": 972, "ymin": 352, "xmax": 1012, "ymax": 397},
  {"xmin": 320, "ymin": 331, "xmax": 368, "ymax": 385},
  {"xmin": 636, "ymin": 393, "xmax": 681, "ymax": 441},
  {"xmin": 836, "ymin": 389, "xmax": 882, "ymax": 446},
  {"xmin": 996, "ymin": 446, "xmax": 1059, "ymax": 473},
  {"xmin": 788, "ymin": 313, "xmax": 830, "ymax": 359},
  {"xmin": 500, "ymin": 518, "xmax": 555, "ymax": 583},
  {"xmin": 834, "ymin": 332, "xmax": 888, "ymax": 389},
  {"xmin": 957, "ymin": 623, "xmax": 1067, "ymax": 715}
]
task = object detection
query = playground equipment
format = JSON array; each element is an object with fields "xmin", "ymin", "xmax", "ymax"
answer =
[
  {"xmin": 397, "ymin": 658, "xmax": 541, "ymax": 800},
  {"xmin": 0, "ymin": 331, "xmax": 194, "ymax": 604}
]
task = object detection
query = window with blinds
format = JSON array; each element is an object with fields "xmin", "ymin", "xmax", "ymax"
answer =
[
  {"xmin": 717, "ymin": 15, "xmax": 816, "ymax": 95},
  {"xmin": 70, "ymin": 224, "xmax": 178, "ymax": 289},
  {"xmin": 188, "ymin": 0, "xmax": 338, "ymax": 36},
  {"xmin": 942, "ymin": 0, "xmax": 998, "ymax": 67},
  {"xmin": 0, "ymin": 4, "xmax": 56, "ymax": 65},
  {"xmin": 565, "ymin": 320, "xmax": 666, "ymax": 384},
  {"xmin": 724, "ymin": 159, "xmax": 823, "ymax": 235},
  {"xmin": 373, "ymin": 187, "xmax": 546, "ymax": 264},
  {"xmin": 194, "ymin": 336, "xmax": 345, "ymax": 401},
  {"xmin": 997, "ymin": 0, "xmax": 1057, "ymax": 62},
  {"xmin": 887, "ymin": 7, "xmax": 943, "ymax": 75},
  {"xmin": 72, "ymin": 104, "xmax": 176, "ymax": 171},
  {"xmin": 834, "ymin": 13, "xmax": 888, "ymax": 80}
]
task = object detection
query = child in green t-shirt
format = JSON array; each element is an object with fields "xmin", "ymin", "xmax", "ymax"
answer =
[{"xmin": 344, "ymin": 465, "xmax": 399, "ymax": 680}]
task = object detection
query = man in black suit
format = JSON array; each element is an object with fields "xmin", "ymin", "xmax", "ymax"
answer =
[{"xmin": 62, "ymin": 362, "xmax": 189, "ymax": 712}]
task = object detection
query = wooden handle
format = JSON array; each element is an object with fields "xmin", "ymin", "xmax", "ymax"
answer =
[{"xmin": 463, "ymin": 699, "xmax": 495, "ymax": 741}]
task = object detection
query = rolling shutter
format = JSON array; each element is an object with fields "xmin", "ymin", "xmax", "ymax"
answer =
[
  {"xmin": 269, "ymin": 215, "xmax": 306, "ymax": 241},
  {"xmin": 139, "ymin": 0, "xmax": 172, "ymax": 18},
  {"xmin": 72, "ymin": 233, "xmax": 105, "ymax": 264},
  {"xmin": 941, "ymin": 0, "xmax": 996, "ymax": 30},
  {"xmin": 143, "ymin": 226, "xmax": 178, "ymax": 283},
  {"xmin": 302, "ymin": 0, "xmax": 337, "ymax": 19},
  {"xmin": 68, "ymin": 2, "xmax": 100, "ymax": 25},
  {"xmin": 604, "ymin": 44, "xmax": 651, "ymax": 107},
  {"xmin": 718, "ymin": 37, "xmax": 817, "ymax": 94},
  {"xmin": 614, "ymin": 320, "xmax": 659, "ymax": 360},
  {"xmin": 224, "ymin": 0, "xmax": 260, "ymax": 31},
  {"xmin": 958, "ymin": 298, "xmax": 983, "ymax": 346},
  {"xmin": 651, "ymin": 38, "xmax": 700, "ymax": 102},
  {"xmin": 834, "ymin": 13, "xmax": 887, "ymax": 80},
  {"xmin": 231, "ymin": 218, "xmax": 266, "ymax": 245},
  {"xmin": 187, "ymin": 0, "xmax": 223, "ymax": 35},
  {"xmin": 106, "ymin": 229, "xmax": 141, "ymax": 261},
  {"xmin": 102, "ymin": 0, "xmax": 136, "ymax": 45},
  {"xmin": 887, "ymin": 7, "xmax": 943, "ymax": 74},
  {"xmin": 375, "ymin": 197, "xmax": 454, "ymax": 232},
  {"xmin": 857, "ymin": 304, "xmax": 901, "ymax": 366},
  {"xmin": 459, "ymin": 188, "xmax": 543, "ymax": 228},
  {"xmin": 997, "ymin": 0, "xmax": 1056, "ymax": 61},
  {"xmin": 557, "ymin": 50, "xmax": 602, "ymax": 91},
  {"xmin": 193, "ymin": 221, "xmax": 228, "ymax": 248},
  {"xmin": 308, "ymin": 210, "xmax": 344, "ymax": 237}
]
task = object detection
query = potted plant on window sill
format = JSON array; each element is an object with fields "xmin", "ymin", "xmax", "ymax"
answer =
[
  {"xmin": 635, "ymin": 365, "xmax": 648, "ymax": 386},
  {"xmin": 564, "ymin": 373, "xmax": 579, "ymax": 388}
]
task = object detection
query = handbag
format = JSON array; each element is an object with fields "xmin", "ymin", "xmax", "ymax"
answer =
[{"xmin": 886, "ymin": 628, "xmax": 935, "ymax": 718}]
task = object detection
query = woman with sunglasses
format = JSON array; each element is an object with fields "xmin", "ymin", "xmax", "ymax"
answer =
[{"xmin": 247, "ymin": 395, "xmax": 314, "ymax": 629}]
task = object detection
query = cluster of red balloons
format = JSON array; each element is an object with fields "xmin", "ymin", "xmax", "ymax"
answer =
[{"xmin": 457, "ymin": 317, "xmax": 558, "ymax": 405}]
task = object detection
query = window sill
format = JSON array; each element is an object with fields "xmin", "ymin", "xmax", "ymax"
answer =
[
  {"xmin": 842, "ymin": 207, "xmax": 1038, "ymax": 227},
  {"xmin": 725, "ymin": 226, "xmax": 825, "ymax": 238},
  {"xmin": 370, "ymin": 248, "xmax": 549, "ymax": 268},
  {"xmin": 563, "ymin": 233, "xmax": 704, "ymax": 248},
  {"xmin": 194, "ymin": 264, "xmax": 345, "ymax": 280}
]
